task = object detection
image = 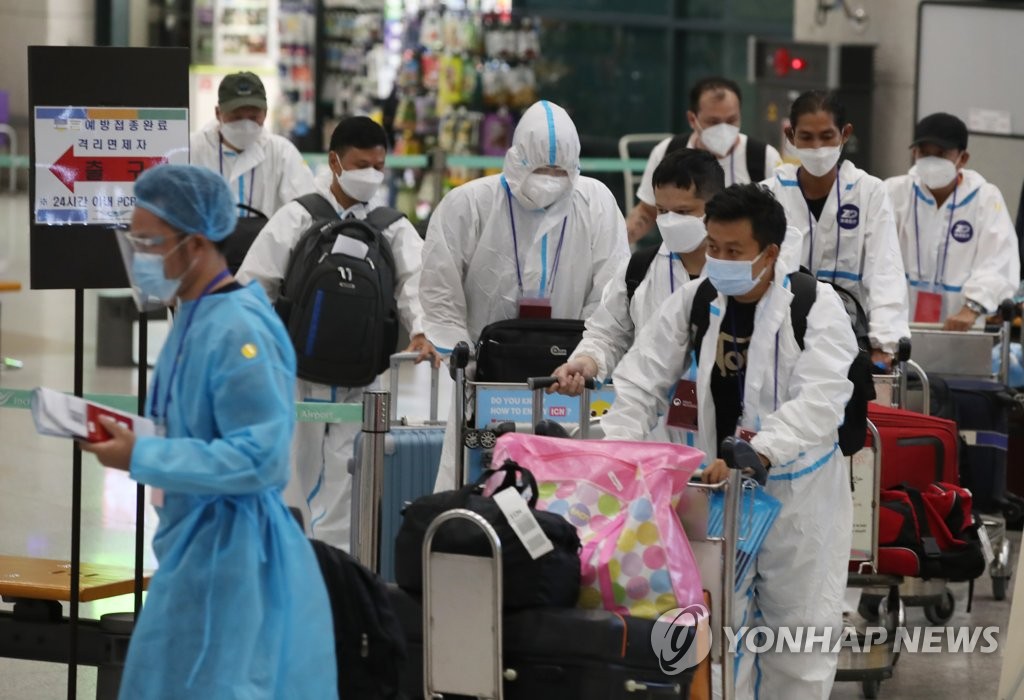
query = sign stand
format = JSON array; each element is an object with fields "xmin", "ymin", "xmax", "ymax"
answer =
[{"xmin": 27, "ymin": 46, "xmax": 189, "ymax": 699}]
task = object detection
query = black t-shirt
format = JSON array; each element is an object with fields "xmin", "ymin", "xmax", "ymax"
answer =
[
  {"xmin": 711, "ymin": 298, "xmax": 756, "ymax": 455},
  {"xmin": 805, "ymin": 194, "xmax": 828, "ymax": 221}
]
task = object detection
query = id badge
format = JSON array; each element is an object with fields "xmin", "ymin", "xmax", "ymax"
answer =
[
  {"xmin": 666, "ymin": 380, "xmax": 698, "ymax": 430},
  {"xmin": 736, "ymin": 427, "xmax": 758, "ymax": 443},
  {"xmin": 914, "ymin": 290, "xmax": 943, "ymax": 324},
  {"xmin": 518, "ymin": 296, "xmax": 552, "ymax": 319}
]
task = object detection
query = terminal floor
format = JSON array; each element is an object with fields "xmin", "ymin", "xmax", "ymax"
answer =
[{"xmin": 0, "ymin": 192, "xmax": 1017, "ymax": 698}]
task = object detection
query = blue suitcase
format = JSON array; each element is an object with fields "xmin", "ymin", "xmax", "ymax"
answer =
[{"xmin": 351, "ymin": 353, "xmax": 444, "ymax": 581}]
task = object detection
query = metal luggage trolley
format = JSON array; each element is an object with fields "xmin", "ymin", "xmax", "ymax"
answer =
[
  {"xmin": 834, "ymin": 415, "xmax": 904, "ymax": 700},
  {"xmin": 420, "ymin": 435, "xmax": 758, "ymax": 700},
  {"xmin": 908, "ymin": 300, "xmax": 1018, "ymax": 602}
]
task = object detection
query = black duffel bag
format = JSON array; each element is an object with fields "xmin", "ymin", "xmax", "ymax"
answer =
[
  {"xmin": 474, "ymin": 318, "xmax": 585, "ymax": 383},
  {"xmin": 222, "ymin": 203, "xmax": 269, "ymax": 274},
  {"xmin": 394, "ymin": 460, "xmax": 581, "ymax": 610}
]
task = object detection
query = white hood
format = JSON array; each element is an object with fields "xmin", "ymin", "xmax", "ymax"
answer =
[{"xmin": 502, "ymin": 101, "xmax": 581, "ymax": 229}]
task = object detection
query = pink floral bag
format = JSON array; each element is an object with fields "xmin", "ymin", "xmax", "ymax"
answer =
[{"xmin": 490, "ymin": 433, "xmax": 704, "ymax": 619}]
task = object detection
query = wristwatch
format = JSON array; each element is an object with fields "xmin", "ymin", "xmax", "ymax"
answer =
[{"xmin": 964, "ymin": 298, "xmax": 986, "ymax": 315}]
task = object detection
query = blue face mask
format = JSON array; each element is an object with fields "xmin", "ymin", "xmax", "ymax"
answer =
[
  {"xmin": 131, "ymin": 238, "xmax": 189, "ymax": 304},
  {"xmin": 704, "ymin": 250, "xmax": 769, "ymax": 297}
]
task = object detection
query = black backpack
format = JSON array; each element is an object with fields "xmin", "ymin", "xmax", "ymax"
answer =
[
  {"xmin": 664, "ymin": 134, "xmax": 769, "ymax": 182},
  {"xmin": 222, "ymin": 203, "xmax": 269, "ymax": 275},
  {"xmin": 275, "ymin": 194, "xmax": 404, "ymax": 387},
  {"xmin": 309, "ymin": 539, "xmax": 408, "ymax": 700},
  {"xmin": 689, "ymin": 271, "xmax": 875, "ymax": 456}
]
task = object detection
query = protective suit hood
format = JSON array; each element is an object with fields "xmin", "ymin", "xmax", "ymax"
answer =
[{"xmin": 503, "ymin": 100, "xmax": 581, "ymax": 222}]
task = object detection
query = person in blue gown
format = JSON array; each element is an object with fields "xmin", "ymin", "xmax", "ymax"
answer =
[{"xmin": 81, "ymin": 164, "xmax": 338, "ymax": 699}]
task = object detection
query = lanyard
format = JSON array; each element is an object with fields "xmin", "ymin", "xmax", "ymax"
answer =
[
  {"xmin": 150, "ymin": 269, "xmax": 232, "ymax": 424},
  {"xmin": 219, "ymin": 143, "xmax": 256, "ymax": 211},
  {"xmin": 505, "ymin": 185, "xmax": 568, "ymax": 297},
  {"xmin": 729, "ymin": 304, "xmax": 747, "ymax": 416},
  {"xmin": 802, "ymin": 169, "xmax": 842, "ymax": 277},
  {"xmin": 668, "ymin": 253, "xmax": 687, "ymax": 294},
  {"xmin": 912, "ymin": 181, "xmax": 959, "ymax": 287}
]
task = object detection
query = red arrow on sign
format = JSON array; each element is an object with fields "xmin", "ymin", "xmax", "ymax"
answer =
[{"xmin": 49, "ymin": 147, "xmax": 167, "ymax": 193}]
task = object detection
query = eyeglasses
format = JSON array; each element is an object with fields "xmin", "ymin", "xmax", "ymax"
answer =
[{"xmin": 113, "ymin": 225, "xmax": 173, "ymax": 251}]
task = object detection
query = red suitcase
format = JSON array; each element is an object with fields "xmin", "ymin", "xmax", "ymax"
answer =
[{"xmin": 867, "ymin": 403, "xmax": 960, "ymax": 489}]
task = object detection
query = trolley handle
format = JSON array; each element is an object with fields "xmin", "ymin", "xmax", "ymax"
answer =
[
  {"xmin": 719, "ymin": 436, "xmax": 769, "ymax": 486},
  {"xmin": 527, "ymin": 376, "xmax": 597, "ymax": 391}
]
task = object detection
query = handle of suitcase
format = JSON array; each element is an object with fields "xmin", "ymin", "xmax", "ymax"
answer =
[
  {"xmin": 526, "ymin": 376, "xmax": 596, "ymax": 440},
  {"xmin": 389, "ymin": 351, "xmax": 442, "ymax": 424}
]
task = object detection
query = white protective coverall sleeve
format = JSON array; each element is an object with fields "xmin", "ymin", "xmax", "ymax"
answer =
[
  {"xmin": 636, "ymin": 137, "xmax": 672, "ymax": 207},
  {"xmin": 236, "ymin": 199, "xmax": 311, "ymax": 303},
  {"xmin": 861, "ymin": 185, "xmax": 911, "ymax": 353},
  {"xmin": 962, "ymin": 183, "xmax": 1020, "ymax": 312},
  {"xmin": 380, "ymin": 215, "xmax": 427, "ymax": 336},
  {"xmin": 601, "ymin": 281, "xmax": 697, "ymax": 441},
  {"xmin": 570, "ymin": 256, "xmax": 636, "ymax": 381},
  {"xmin": 749, "ymin": 282, "xmax": 857, "ymax": 467}
]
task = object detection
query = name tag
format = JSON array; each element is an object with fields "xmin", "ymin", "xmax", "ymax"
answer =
[
  {"xmin": 518, "ymin": 296, "xmax": 552, "ymax": 319},
  {"xmin": 914, "ymin": 290, "xmax": 943, "ymax": 324},
  {"xmin": 666, "ymin": 380, "xmax": 698, "ymax": 431}
]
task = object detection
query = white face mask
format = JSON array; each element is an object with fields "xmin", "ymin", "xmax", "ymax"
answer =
[
  {"xmin": 220, "ymin": 119, "xmax": 262, "ymax": 151},
  {"xmin": 337, "ymin": 166, "xmax": 385, "ymax": 203},
  {"xmin": 698, "ymin": 123, "xmax": 740, "ymax": 158},
  {"xmin": 915, "ymin": 156, "xmax": 958, "ymax": 191},
  {"xmin": 657, "ymin": 212, "xmax": 706, "ymax": 253},
  {"xmin": 520, "ymin": 173, "xmax": 572, "ymax": 210},
  {"xmin": 795, "ymin": 145, "xmax": 843, "ymax": 177}
]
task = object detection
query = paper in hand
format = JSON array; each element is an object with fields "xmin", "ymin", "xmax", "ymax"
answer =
[{"xmin": 31, "ymin": 387, "xmax": 155, "ymax": 442}]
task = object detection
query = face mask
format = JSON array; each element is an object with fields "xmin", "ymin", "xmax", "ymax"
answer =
[
  {"xmin": 337, "ymin": 166, "xmax": 385, "ymax": 203},
  {"xmin": 520, "ymin": 174, "xmax": 572, "ymax": 210},
  {"xmin": 698, "ymin": 123, "xmax": 740, "ymax": 158},
  {"xmin": 795, "ymin": 145, "xmax": 843, "ymax": 177},
  {"xmin": 704, "ymin": 250, "xmax": 769, "ymax": 297},
  {"xmin": 657, "ymin": 213, "xmax": 706, "ymax": 253},
  {"xmin": 220, "ymin": 119, "xmax": 262, "ymax": 151},
  {"xmin": 915, "ymin": 156, "xmax": 958, "ymax": 191},
  {"xmin": 130, "ymin": 238, "xmax": 190, "ymax": 304}
]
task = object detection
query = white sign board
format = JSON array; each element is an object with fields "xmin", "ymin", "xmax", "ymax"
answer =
[
  {"xmin": 34, "ymin": 106, "xmax": 189, "ymax": 226},
  {"xmin": 849, "ymin": 448, "xmax": 876, "ymax": 565}
]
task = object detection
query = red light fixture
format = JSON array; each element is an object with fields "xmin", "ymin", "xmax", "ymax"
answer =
[
  {"xmin": 772, "ymin": 48, "xmax": 791, "ymax": 76},
  {"xmin": 791, "ymin": 57, "xmax": 806, "ymax": 70}
]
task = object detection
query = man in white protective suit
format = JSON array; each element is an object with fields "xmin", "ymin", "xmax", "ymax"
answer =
[
  {"xmin": 602, "ymin": 183, "xmax": 857, "ymax": 700},
  {"xmin": 885, "ymin": 112, "xmax": 1020, "ymax": 330},
  {"xmin": 237, "ymin": 116, "xmax": 438, "ymax": 550},
  {"xmin": 421, "ymin": 99, "xmax": 630, "ymax": 491},
  {"xmin": 190, "ymin": 72, "xmax": 316, "ymax": 219}
]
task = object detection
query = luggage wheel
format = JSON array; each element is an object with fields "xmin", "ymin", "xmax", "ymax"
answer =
[
  {"xmin": 993, "ymin": 575, "xmax": 1010, "ymax": 601},
  {"xmin": 923, "ymin": 588, "xmax": 955, "ymax": 625},
  {"xmin": 862, "ymin": 678, "xmax": 881, "ymax": 699}
]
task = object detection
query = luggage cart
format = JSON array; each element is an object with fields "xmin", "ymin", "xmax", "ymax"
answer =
[
  {"xmin": 834, "ymin": 417, "xmax": 904, "ymax": 700},
  {"xmin": 420, "ymin": 397, "xmax": 758, "ymax": 699},
  {"xmin": 908, "ymin": 300, "xmax": 1018, "ymax": 601}
]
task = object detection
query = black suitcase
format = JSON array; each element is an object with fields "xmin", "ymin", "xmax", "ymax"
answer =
[
  {"xmin": 388, "ymin": 586, "xmax": 694, "ymax": 699},
  {"xmin": 474, "ymin": 318, "xmax": 585, "ymax": 383},
  {"xmin": 945, "ymin": 377, "xmax": 1012, "ymax": 513}
]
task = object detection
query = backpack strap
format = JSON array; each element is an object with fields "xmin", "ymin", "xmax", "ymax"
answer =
[
  {"xmin": 665, "ymin": 134, "xmax": 691, "ymax": 157},
  {"xmin": 745, "ymin": 137, "xmax": 769, "ymax": 183},
  {"xmin": 688, "ymin": 278, "xmax": 720, "ymax": 361},
  {"xmin": 296, "ymin": 193, "xmax": 340, "ymax": 222},
  {"xmin": 625, "ymin": 245, "xmax": 662, "ymax": 302},
  {"xmin": 365, "ymin": 206, "xmax": 406, "ymax": 233},
  {"xmin": 787, "ymin": 271, "xmax": 818, "ymax": 351}
]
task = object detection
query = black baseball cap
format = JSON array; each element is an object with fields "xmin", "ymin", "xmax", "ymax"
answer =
[
  {"xmin": 218, "ymin": 72, "xmax": 268, "ymax": 113},
  {"xmin": 911, "ymin": 112, "xmax": 968, "ymax": 151}
]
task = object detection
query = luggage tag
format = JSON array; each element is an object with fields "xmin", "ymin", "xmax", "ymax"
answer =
[
  {"xmin": 517, "ymin": 295, "xmax": 552, "ymax": 319},
  {"xmin": 914, "ymin": 290, "xmax": 943, "ymax": 324},
  {"xmin": 666, "ymin": 380, "xmax": 698, "ymax": 431},
  {"xmin": 977, "ymin": 522, "xmax": 996, "ymax": 567},
  {"xmin": 493, "ymin": 487, "xmax": 553, "ymax": 559},
  {"xmin": 735, "ymin": 421, "xmax": 757, "ymax": 444}
]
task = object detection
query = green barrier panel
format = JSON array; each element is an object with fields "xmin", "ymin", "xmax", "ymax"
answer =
[
  {"xmin": 0, "ymin": 154, "xmax": 29, "ymax": 169},
  {"xmin": 301, "ymin": 152, "xmax": 648, "ymax": 174},
  {"xmin": 0, "ymin": 387, "xmax": 362, "ymax": 424}
]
